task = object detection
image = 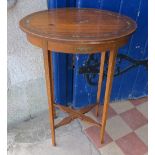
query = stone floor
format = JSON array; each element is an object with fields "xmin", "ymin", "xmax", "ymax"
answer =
[{"xmin": 8, "ymin": 97, "xmax": 148, "ymax": 155}]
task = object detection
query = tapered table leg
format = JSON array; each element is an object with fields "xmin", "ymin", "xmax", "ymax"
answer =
[
  {"xmin": 100, "ymin": 49, "xmax": 117, "ymax": 143},
  {"xmin": 96, "ymin": 52, "xmax": 106, "ymax": 116},
  {"xmin": 42, "ymin": 40, "xmax": 56, "ymax": 146}
]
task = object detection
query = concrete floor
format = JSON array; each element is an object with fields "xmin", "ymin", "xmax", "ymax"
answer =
[
  {"xmin": 7, "ymin": 110, "xmax": 100, "ymax": 155},
  {"xmin": 8, "ymin": 98, "xmax": 148, "ymax": 155}
]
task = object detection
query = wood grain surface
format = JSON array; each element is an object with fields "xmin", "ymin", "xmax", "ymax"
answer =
[{"xmin": 20, "ymin": 8, "xmax": 136, "ymax": 46}]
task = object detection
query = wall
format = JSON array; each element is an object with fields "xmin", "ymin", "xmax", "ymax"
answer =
[{"xmin": 7, "ymin": 0, "xmax": 48, "ymax": 125}]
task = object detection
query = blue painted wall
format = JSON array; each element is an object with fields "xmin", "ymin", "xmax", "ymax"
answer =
[{"xmin": 48, "ymin": 0, "xmax": 148, "ymax": 108}]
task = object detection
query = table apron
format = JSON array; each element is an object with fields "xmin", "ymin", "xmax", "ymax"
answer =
[{"xmin": 27, "ymin": 34, "xmax": 129, "ymax": 53}]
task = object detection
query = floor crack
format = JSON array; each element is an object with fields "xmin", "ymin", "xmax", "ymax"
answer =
[{"xmin": 77, "ymin": 119, "xmax": 102, "ymax": 155}]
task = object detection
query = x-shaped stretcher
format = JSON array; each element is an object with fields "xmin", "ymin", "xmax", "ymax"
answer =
[{"xmin": 54, "ymin": 103, "xmax": 101, "ymax": 129}]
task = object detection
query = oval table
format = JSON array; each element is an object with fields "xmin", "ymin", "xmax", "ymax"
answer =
[{"xmin": 19, "ymin": 8, "xmax": 137, "ymax": 146}]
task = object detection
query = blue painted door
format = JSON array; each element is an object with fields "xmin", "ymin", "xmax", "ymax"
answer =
[
  {"xmin": 47, "ymin": 0, "xmax": 76, "ymax": 105},
  {"xmin": 47, "ymin": 0, "xmax": 148, "ymax": 108}
]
